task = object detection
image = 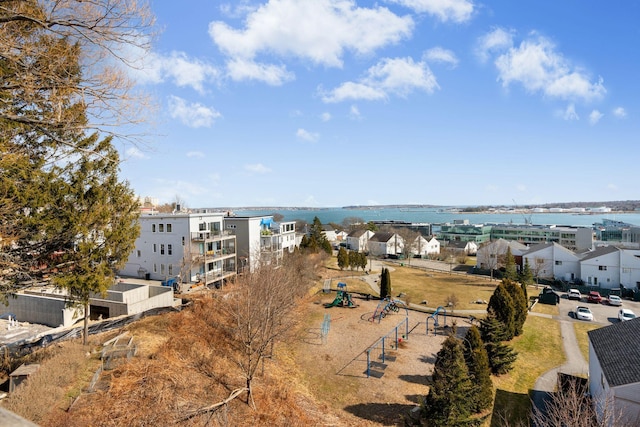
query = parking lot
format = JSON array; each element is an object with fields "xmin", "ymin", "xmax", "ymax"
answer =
[{"xmin": 558, "ymin": 290, "xmax": 640, "ymax": 325}]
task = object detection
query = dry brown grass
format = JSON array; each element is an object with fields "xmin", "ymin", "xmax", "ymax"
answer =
[
  {"xmin": 2, "ymin": 342, "xmax": 96, "ymax": 425},
  {"xmin": 388, "ymin": 265, "xmax": 497, "ymax": 310},
  {"xmin": 573, "ymin": 321, "xmax": 601, "ymax": 361}
]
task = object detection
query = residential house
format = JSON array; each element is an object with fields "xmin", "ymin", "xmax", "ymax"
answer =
[
  {"xmin": 447, "ymin": 240, "xmax": 477, "ymax": 256},
  {"xmin": 522, "ymin": 242, "xmax": 581, "ymax": 282},
  {"xmin": 346, "ymin": 229, "xmax": 374, "ymax": 252},
  {"xmin": 368, "ymin": 232, "xmax": 404, "ymax": 257},
  {"xmin": 120, "ymin": 211, "xmax": 236, "ymax": 288},
  {"xmin": 409, "ymin": 235, "xmax": 429, "ymax": 258},
  {"xmin": 580, "ymin": 246, "xmax": 621, "ymax": 289},
  {"xmin": 321, "ymin": 224, "xmax": 337, "ymax": 242},
  {"xmin": 475, "ymin": 239, "xmax": 529, "ymax": 271},
  {"xmin": 588, "ymin": 319, "xmax": 640, "ymax": 425}
]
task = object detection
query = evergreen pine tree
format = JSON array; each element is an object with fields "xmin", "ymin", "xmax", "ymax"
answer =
[
  {"xmin": 422, "ymin": 336, "xmax": 474, "ymax": 426},
  {"xmin": 337, "ymin": 247, "xmax": 348, "ymax": 270},
  {"xmin": 479, "ymin": 316, "xmax": 518, "ymax": 375},
  {"xmin": 463, "ymin": 327, "xmax": 493, "ymax": 412},
  {"xmin": 52, "ymin": 134, "xmax": 140, "ymax": 344},
  {"xmin": 519, "ymin": 259, "xmax": 534, "ymax": 294},
  {"xmin": 503, "ymin": 279, "xmax": 528, "ymax": 337},
  {"xmin": 487, "ymin": 283, "xmax": 516, "ymax": 340},
  {"xmin": 380, "ymin": 267, "xmax": 391, "ymax": 298},
  {"xmin": 503, "ymin": 247, "xmax": 518, "ymax": 281}
]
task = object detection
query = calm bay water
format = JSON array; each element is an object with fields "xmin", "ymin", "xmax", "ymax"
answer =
[{"xmin": 233, "ymin": 207, "xmax": 640, "ymax": 227}]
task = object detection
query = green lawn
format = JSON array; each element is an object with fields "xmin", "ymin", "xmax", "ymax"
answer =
[{"xmin": 490, "ymin": 315, "xmax": 564, "ymax": 426}]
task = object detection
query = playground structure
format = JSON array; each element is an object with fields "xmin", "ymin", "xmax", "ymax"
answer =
[
  {"xmin": 369, "ymin": 296, "xmax": 408, "ymax": 323},
  {"xmin": 426, "ymin": 306, "xmax": 447, "ymax": 336},
  {"xmin": 324, "ymin": 282, "xmax": 357, "ymax": 308},
  {"xmin": 365, "ymin": 317, "xmax": 410, "ymax": 378}
]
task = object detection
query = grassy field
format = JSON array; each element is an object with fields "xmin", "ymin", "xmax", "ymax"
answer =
[
  {"xmin": 385, "ymin": 265, "xmax": 498, "ymax": 310},
  {"xmin": 573, "ymin": 322, "xmax": 602, "ymax": 361},
  {"xmin": 490, "ymin": 315, "xmax": 564, "ymax": 426}
]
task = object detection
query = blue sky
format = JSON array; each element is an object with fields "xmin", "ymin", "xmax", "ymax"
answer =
[{"xmin": 119, "ymin": 0, "xmax": 639, "ymax": 208}]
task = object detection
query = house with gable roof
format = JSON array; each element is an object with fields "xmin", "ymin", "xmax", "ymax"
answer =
[
  {"xmin": 346, "ymin": 229, "xmax": 374, "ymax": 252},
  {"xmin": 580, "ymin": 245, "xmax": 621, "ymax": 289},
  {"xmin": 522, "ymin": 242, "xmax": 581, "ymax": 282},
  {"xmin": 368, "ymin": 232, "xmax": 404, "ymax": 257},
  {"xmin": 476, "ymin": 239, "xmax": 528, "ymax": 271},
  {"xmin": 588, "ymin": 319, "xmax": 640, "ymax": 425}
]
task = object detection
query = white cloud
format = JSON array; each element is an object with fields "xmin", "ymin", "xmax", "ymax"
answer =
[
  {"xmin": 560, "ymin": 104, "xmax": 579, "ymax": 121},
  {"xmin": 130, "ymin": 49, "xmax": 220, "ymax": 93},
  {"xmin": 209, "ymin": 0, "xmax": 414, "ymax": 82},
  {"xmin": 424, "ymin": 47, "xmax": 459, "ymax": 68},
  {"xmin": 488, "ymin": 31, "xmax": 605, "ymax": 102},
  {"xmin": 386, "ymin": 0, "xmax": 474, "ymax": 23},
  {"xmin": 296, "ymin": 128, "xmax": 320, "ymax": 142},
  {"xmin": 613, "ymin": 107, "xmax": 627, "ymax": 118},
  {"xmin": 244, "ymin": 163, "xmax": 272, "ymax": 173},
  {"xmin": 321, "ymin": 57, "xmax": 438, "ymax": 103},
  {"xmin": 304, "ymin": 195, "xmax": 320, "ymax": 206},
  {"xmin": 168, "ymin": 95, "xmax": 222, "ymax": 128},
  {"xmin": 476, "ymin": 27, "xmax": 514, "ymax": 63},
  {"xmin": 320, "ymin": 112, "xmax": 332, "ymax": 122},
  {"xmin": 589, "ymin": 110, "xmax": 603, "ymax": 125},
  {"xmin": 186, "ymin": 151, "xmax": 205, "ymax": 158},
  {"xmin": 225, "ymin": 57, "xmax": 294, "ymax": 86},
  {"xmin": 125, "ymin": 147, "xmax": 148, "ymax": 159},
  {"xmin": 349, "ymin": 105, "xmax": 362, "ymax": 119}
]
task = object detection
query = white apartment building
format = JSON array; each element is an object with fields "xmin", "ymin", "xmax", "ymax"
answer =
[
  {"xmin": 224, "ymin": 216, "xmax": 297, "ymax": 272},
  {"xmin": 120, "ymin": 211, "xmax": 236, "ymax": 288}
]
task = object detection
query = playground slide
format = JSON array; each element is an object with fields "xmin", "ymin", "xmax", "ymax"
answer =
[{"xmin": 324, "ymin": 292, "xmax": 344, "ymax": 308}]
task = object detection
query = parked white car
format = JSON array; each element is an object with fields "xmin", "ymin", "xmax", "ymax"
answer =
[
  {"xmin": 608, "ymin": 295, "xmax": 622, "ymax": 306},
  {"xmin": 618, "ymin": 308, "xmax": 636, "ymax": 322},
  {"xmin": 567, "ymin": 289, "xmax": 582, "ymax": 301},
  {"xmin": 575, "ymin": 306, "xmax": 593, "ymax": 321}
]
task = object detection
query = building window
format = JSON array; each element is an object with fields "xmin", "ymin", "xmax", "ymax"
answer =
[
  {"xmin": 168, "ymin": 244, "xmax": 172, "ymax": 255},
  {"xmin": 160, "ymin": 264, "xmax": 165, "ymax": 274},
  {"xmin": 160, "ymin": 244, "xmax": 165, "ymax": 255},
  {"xmin": 182, "ymin": 236, "xmax": 185, "ymax": 246},
  {"xmin": 153, "ymin": 263, "xmax": 157, "ymax": 273},
  {"xmin": 599, "ymin": 265, "xmax": 607, "ymax": 271},
  {"xmin": 167, "ymin": 224, "xmax": 172, "ymax": 232},
  {"xmin": 159, "ymin": 224, "xmax": 164, "ymax": 232},
  {"xmin": 555, "ymin": 260, "xmax": 562, "ymax": 266},
  {"xmin": 137, "ymin": 250, "xmax": 141, "ymax": 257},
  {"xmin": 199, "ymin": 223, "xmax": 206, "ymax": 231},
  {"xmin": 152, "ymin": 224, "xmax": 156, "ymax": 232},
  {"xmin": 168, "ymin": 264, "xmax": 173, "ymax": 275},
  {"xmin": 153, "ymin": 244, "xmax": 157, "ymax": 253}
]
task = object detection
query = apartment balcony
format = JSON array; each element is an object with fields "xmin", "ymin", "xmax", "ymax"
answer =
[
  {"xmin": 191, "ymin": 230, "xmax": 234, "ymax": 242},
  {"xmin": 191, "ymin": 247, "xmax": 236, "ymax": 263},
  {"xmin": 191, "ymin": 268, "xmax": 236, "ymax": 285}
]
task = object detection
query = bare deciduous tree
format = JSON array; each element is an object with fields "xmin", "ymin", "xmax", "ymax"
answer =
[{"xmin": 218, "ymin": 258, "xmax": 314, "ymax": 405}]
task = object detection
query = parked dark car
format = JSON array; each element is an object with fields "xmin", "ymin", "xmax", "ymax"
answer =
[{"xmin": 587, "ymin": 291, "xmax": 602, "ymax": 303}]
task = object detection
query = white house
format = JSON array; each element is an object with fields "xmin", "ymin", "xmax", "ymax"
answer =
[
  {"xmin": 619, "ymin": 249, "xmax": 640, "ymax": 290},
  {"xmin": 409, "ymin": 236, "xmax": 440, "ymax": 257},
  {"xmin": 579, "ymin": 246, "xmax": 620, "ymax": 289},
  {"xmin": 522, "ymin": 242, "xmax": 581, "ymax": 282},
  {"xmin": 588, "ymin": 319, "xmax": 640, "ymax": 425},
  {"xmin": 120, "ymin": 211, "xmax": 236, "ymax": 289},
  {"xmin": 346, "ymin": 229, "xmax": 374, "ymax": 252},
  {"xmin": 368, "ymin": 232, "xmax": 404, "ymax": 257},
  {"xmin": 448, "ymin": 240, "xmax": 478, "ymax": 256},
  {"xmin": 321, "ymin": 224, "xmax": 337, "ymax": 242}
]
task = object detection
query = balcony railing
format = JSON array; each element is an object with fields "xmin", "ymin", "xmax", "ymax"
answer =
[
  {"xmin": 192, "ymin": 247, "xmax": 236, "ymax": 262},
  {"xmin": 191, "ymin": 230, "xmax": 234, "ymax": 241}
]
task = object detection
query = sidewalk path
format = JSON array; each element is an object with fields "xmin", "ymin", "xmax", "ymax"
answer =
[{"xmin": 531, "ymin": 318, "xmax": 588, "ymax": 422}]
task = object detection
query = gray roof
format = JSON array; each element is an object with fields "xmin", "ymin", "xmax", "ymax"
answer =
[
  {"xmin": 580, "ymin": 245, "xmax": 619, "ymax": 262},
  {"xmin": 347, "ymin": 229, "xmax": 368, "ymax": 238},
  {"xmin": 369, "ymin": 232, "xmax": 395, "ymax": 243},
  {"xmin": 588, "ymin": 318, "xmax": 640, "ymax": 387}
]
